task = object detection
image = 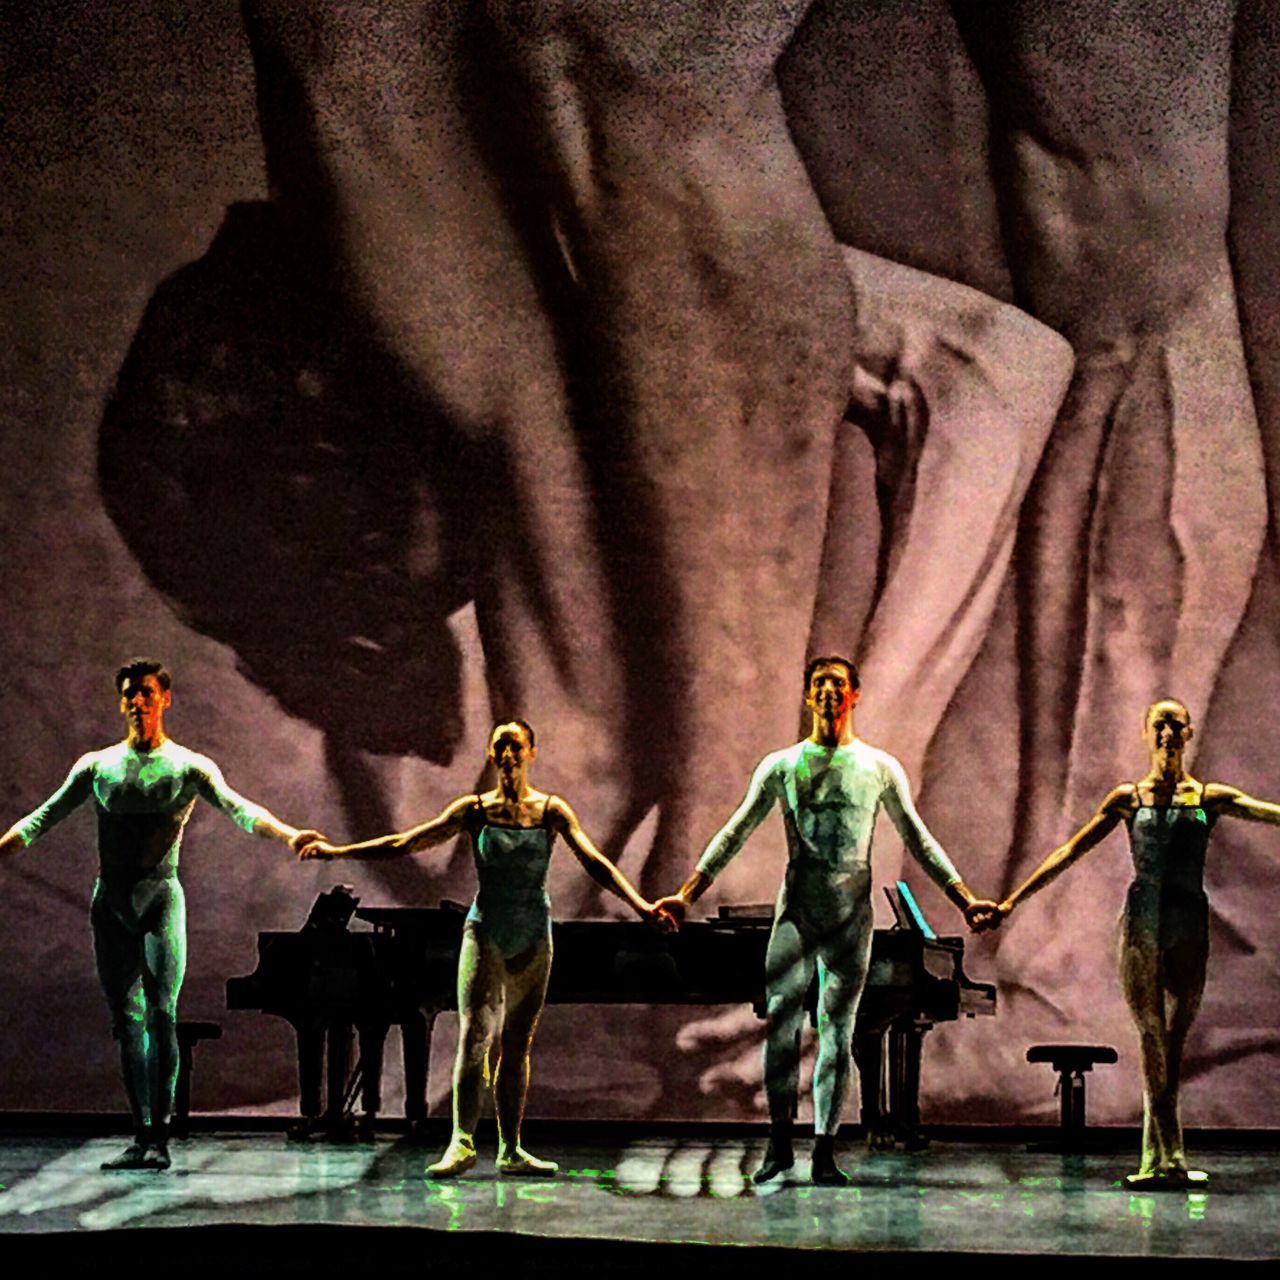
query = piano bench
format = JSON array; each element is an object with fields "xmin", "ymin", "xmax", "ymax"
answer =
[
  {"xmin": 173, "ymin": 1021, "xmax": 223, "ymax": 1139},
  {"xmin": 1026, "ymin": 1043, "xmax": 1118, "ymax": 1150}
]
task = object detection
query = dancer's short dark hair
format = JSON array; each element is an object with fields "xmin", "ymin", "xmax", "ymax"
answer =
[
  {"xmin": 803, "ymin": 655, "xmax": 860, "ymax": 693},
  {"xmin": 115, "ymin": 657, "xmax": 172, "ymax": 693}
]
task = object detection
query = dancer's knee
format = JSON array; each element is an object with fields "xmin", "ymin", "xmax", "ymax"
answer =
[
  {"xmin": 150, "ymin": 1007, "xmax": 178, "ymax": 1042},
  {"xmin": 765, "ymin": 984, "xmax": 806, "ymax": 1032},
  {"xmin": 457, "ymin": 1017, "xmax": 495, "ymax": 1065},
  {"xmin": 108, "ymin": 1001, "xmax": 145, "ymax": 1041},
  {"xmin": 817, "ymin": 1014, "xmax": 854, "ymax": 1066},
  {"xmin": 498, "ymin": 1018, "xmax": 536, "ymax": 1064}
]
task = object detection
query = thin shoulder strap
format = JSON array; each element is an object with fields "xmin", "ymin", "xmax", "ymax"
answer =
[{"xmin": 540, "ymin": 794, "xmax": 556, "ymax": 827}]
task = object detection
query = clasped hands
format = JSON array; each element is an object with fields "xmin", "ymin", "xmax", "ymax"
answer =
[
  {"xmin": 652, "ymin": 891, "xmax": 1011, "ymax": 935},
  {"xmin": 291, "ymin": 830, "xmax": 336, "ymax": 860},
  {"xmin": 964, "ymin": 898, "xmax": 1011, "ymax": 933},
  {"xmin": 288, "ymin": 832, "xmax": 1006, "ymax": 937},
  {"xmin": 288, "ymin": 829, "xmax": 681, "ymax": 935}
]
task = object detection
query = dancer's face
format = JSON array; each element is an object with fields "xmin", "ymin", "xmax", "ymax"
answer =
[
  {"xmin": 489, "ymin": 723, "xmax": 535, "ymax": 785},
  {"xmin": 119, "ymin": 674, "xmax": 170, "ymax": 740},
  {"xmin": 805, "ymin": 663, "xmax": 861, "ymax": 721},
  {"xmin": 1143, "ymin": 700, "xmax": 1192, "ymax": 766}
]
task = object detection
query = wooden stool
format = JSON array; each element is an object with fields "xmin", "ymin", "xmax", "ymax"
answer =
[
  {"xmin": 173, "ymin": 1021, "xmax": 222, "ymax": 1138},
  {"xmin": 1026, "ymin": 1043, "xmax": 1117, "ymax": 1152}
]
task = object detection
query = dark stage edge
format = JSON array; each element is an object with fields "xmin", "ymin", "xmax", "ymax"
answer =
[{"xmin": 2, "ymin": 1133, "xmax": 1277, "ymax": 1275}]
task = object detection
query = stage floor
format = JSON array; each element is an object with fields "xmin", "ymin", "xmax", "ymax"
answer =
[{"xmin": 2, "ymin": 1131, "xmax": 1277, "ymax": 1273}]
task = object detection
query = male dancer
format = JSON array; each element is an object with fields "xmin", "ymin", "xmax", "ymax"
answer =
[
  {"xmin": 0, "ymin": 659, "xmax": 322, "ymax": 1171},
  {"xmin": 656, "ymin": 657, "xmax": 993, "ymax": 1184}
]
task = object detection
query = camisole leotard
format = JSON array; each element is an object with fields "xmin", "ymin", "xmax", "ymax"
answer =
[
  {"xmin": 1123, "ymin": 783, "xmax": 1214, "ymax": 954},
  {"xmin": 464, "ymin": 797, "xmax": 556, "ymax": 958}
]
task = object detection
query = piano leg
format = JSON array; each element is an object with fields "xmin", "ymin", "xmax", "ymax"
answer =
[
  {"xmin": 887, "ymin": 1022, "xmax": 930, "ymax": 1151},
  {"xmin": 853, "ymin": 1030, "xmax": 891, "ymax": 1148},
  {"xmin": 356, "ymin": 1019, "xmax": 390, "ymax": 1136},
  {"xmin": 325, "ymin": 1019, "xmax": 353, "ymax": 1138},
  {"xmin": 401, "ymin": 1009, "xmax": 432, "ymax": 1124},
  {"xmin": 285, "ymin": 1018, "xmax": 327, "ymax": 1141},
  {"xmin": 298, "ymin": 1020, "xmax": 324, "ymax": 1120}
]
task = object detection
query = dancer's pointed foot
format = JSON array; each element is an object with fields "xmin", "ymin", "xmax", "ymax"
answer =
[
  {"xmin": 101, "ymin": 1142, "xmax": 150, "ymax": 1171},
  {"xmin": 428, "ymin": 1135, "xmax": 478, "ymax": 1178},
  {"xmin": 497, "ymin": 1146, "xmax": 558, "ymax": 1177},
  {"xmin": 287, "ymin": 1117, "xmax": 321, "ymax": 1143},
  {"xmin": 1124, "ymin": 1167, "xmax": 1208, "ymax": 1190},
  {"xmin": 142, "ymin": 1142, "xmax": 172, "ymax": 1171},
  {"xmin": 752, "ymin": 1135, "xmax": 795, "ymax": 1185}
]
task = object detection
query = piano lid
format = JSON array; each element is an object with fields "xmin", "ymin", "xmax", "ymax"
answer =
[
  {"xmin": 716, "ymin": 903, "xmax": 774, "ymax": 924},
  {"xmin": 887, "ymin": 881, "xmax": 937, "ymax": 940}
]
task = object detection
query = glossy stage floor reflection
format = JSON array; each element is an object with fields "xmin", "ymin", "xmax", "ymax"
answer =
[{"xmin": 1, "ymin": 1133, "xmax": 1277, "ymax": 1270}]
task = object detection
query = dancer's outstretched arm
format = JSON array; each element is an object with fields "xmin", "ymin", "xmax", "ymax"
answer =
[
  {"xmin": 1206, "ymin": 785, "xmax": 1280, "ymax": 825},
  {"xmin": 189, "ymin": 755, "xmax": 323, "ymax": 850},
  {"xmin": 548, "ymin": 797, "xmax": 668, "ymax": 929},
  {"xmin": 297, "ymin": 794, "xmax": 476, "ymax": 861},
  {"xmin": 969, "ymin": 786, "xmax": 1133, "ymax": 931},
  {"xmin": 0, "ymin": 756, "xmax": 95, "ymax": 863},
  {"xmin": 879, "ymin": 755, "xmax": 991, "ymax": 914},
  {"xmin": 654, "ymin": 755, "xmax": 782, "ymax": 924}
]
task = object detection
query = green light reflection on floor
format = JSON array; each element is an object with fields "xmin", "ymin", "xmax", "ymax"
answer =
[{"xmin": 422, "ymin": 1181, "xmax": 466, "ymax": 1231}]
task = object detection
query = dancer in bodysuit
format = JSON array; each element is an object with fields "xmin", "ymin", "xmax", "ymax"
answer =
[
  {"xmin": 298, "ymin": 719, "xmax": 670, "ymax": 1178},
  {"xmin": 969, "ymin": 698, "xmax": 1280, "ymax": 1186},
  {"xmin": 655, "ymin": 658, "xmax": 992, "ymax": 1185},
  {"xmin": 0, "ymin": 659, "xmax": 322, "ymax": 1171}
]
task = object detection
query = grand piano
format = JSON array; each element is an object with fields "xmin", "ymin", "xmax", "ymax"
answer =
[{"xmin": 227, "ymin": 882, "xmax": 994, "ymax": 1144}]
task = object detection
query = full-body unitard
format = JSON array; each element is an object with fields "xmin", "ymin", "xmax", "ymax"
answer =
[
  {"xmin": 697, "ymin": 739, "xmax": 961, "ymax": 1133},
  {"xmin": 13, "ymin": 741, "xmax": 275, "ymax": 1134},
  {"xmin": 1121, "ymin": 786, "xmax": 1213, "ymax": 1174}
]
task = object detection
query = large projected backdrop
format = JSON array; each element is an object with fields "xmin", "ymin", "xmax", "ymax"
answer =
[{"xmin": 4, "ymin": 0, "xmax": 1280, "ymax": 1125}]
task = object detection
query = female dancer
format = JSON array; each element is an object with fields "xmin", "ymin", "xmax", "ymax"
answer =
[
  {"xmin": 970, "ymin": 699, "xmax": 1280, "ymax": 1186},
  {"xmin": 298, "ymin": 719, "xmax": 668, "ymax": 1177}
]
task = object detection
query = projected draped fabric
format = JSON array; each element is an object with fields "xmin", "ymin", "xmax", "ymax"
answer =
[{"xmin": 4, "ymin": 0, "xmax": 1280, "ymax": 1125}]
